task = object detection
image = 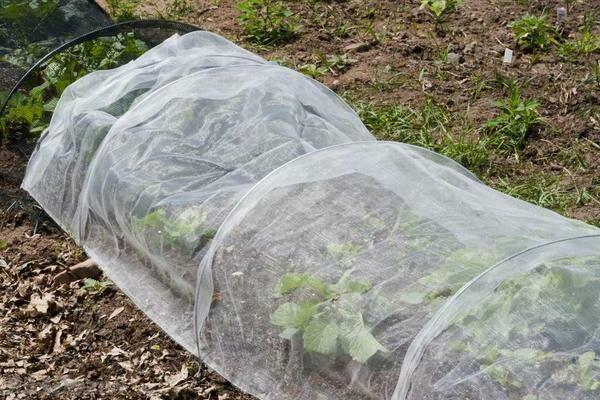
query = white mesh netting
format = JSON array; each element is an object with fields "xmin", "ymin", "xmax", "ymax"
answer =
[{"xmin": 22, "ymin": 31, "xmax": 600, "ymax": 400}]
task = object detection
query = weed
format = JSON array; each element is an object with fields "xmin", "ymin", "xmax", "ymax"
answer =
[
  {"xmin": 493, "ymin": 176, "xmax": 572, "ymax": 212},
  {"xmin": 557, "ymin": 31, "xmax": 600, "ymax": 61},
  {"xmin": 82, "ymin": 278, "xmax": 113, "ymax": 292},
  {"xmin": 271, "ymin": 273, "xmax": 387, "ymax": 363},
  {"xmin": 420, "ymin": 0, "xmax": 459, "ymax": 19},
  {"xmin": 297, "ymin": 63, "xmax": 329, "ymax": 79},
  {"xmin": 297, "ymin": 54, "xmax": 355, "ymax": 78},
  {"xmin": 0, "ymin": 239, "xmax": 7, "ymax": 251},
  {"xmin": 591, "ymin": 61, "xmax": 600, "ymax": 87},
  {"xmin": 354, "ymin": 99, "xmax": 489, "ymax": 171},
  {"xmin": 237, "ymin": 0, "xmax": 298, "ymax": 45},
  {"xmin": 483, "ymin": 86, "xmax": 542, "ymax": 153},
  {"xmin": 356, "ymin": 20, "xmax": 384, "ymax": 43},
  {"xmin": 105, "ymin": 0, "xmax": 140, "ymax": 21},
  {"xmin": 511, "ymin": 14, "xmax": 557, "ymax": 51}
]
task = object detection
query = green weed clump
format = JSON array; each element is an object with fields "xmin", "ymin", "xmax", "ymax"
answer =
[
  {"xmin": 106, "ymin": 0, "xmax": 141, "ymax": 21},
  {"xmin": 419, "ymin": 0, "xmax": 459, "ymax": 18},
  {"xmin": 511, "ymin": 14, "xmax": 557, "ymax": 51},
  {"xmin": 483, "ymin": 86, "xmax": 542, "ymax": 153},
  {"xmin": 237, "ymin": 0, "xmax": 298, "ymax": 45},
  {"xmin": 354, "ymin": 99, "xmax": 490, "ymax": 171},
  {"xmin": 557, "ymin": 24, "xmax": 600, "ymax": 61}
]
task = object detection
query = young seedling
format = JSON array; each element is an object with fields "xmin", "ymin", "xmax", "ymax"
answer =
[
  {"xmin": 134, "ymin": 208, "xmax": 216, "ymax": 252},
  {"xmin": 271, "ymin": 272, "xmax": 387, "ymax": 363},
  {"xmin": 237, "ymin": 0, "xmax": 298, "ymax": 45},
  {"xmin": 419, "ymin": 0, "xmax": 458, "ymax": 20},
  {"xmin": 511, "ymin": 14, "xmax": 557, "ymax": 51},
  {"xmin": 82, "ymin": 278, "xmax": 113, "ymax": 292},
  {"xmin": 483, "ymin": 85, "xmax": 542, "ymax": 153}
]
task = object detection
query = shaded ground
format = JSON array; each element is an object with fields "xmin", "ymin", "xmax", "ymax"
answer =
[{"xmin": 1, "ymin": 0, "xmax": 599, "ymax": 399}]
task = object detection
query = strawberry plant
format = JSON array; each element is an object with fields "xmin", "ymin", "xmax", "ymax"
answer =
[
  {"xmin": 271, "ymin": 272, "xmax": 387, "ymax": 363},
  {"xmin": 134, "ymin": 208, "xmax": 216, "ymax": 252}
]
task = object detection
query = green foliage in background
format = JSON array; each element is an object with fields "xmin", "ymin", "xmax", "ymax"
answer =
[
  {"xmin": 0, "ymin": 0, "xmax": 61, "ymax": 46},
  {"xmin": 1, "ymin": 33, "xmax": 148, "ymax": 141},
  {"xmin": 237, "ymin": 0, "xmax": 298, "ymax": 45},
  {"xmin": 271, "ymin": 272, "xmax": 387, "ymax": 363}
]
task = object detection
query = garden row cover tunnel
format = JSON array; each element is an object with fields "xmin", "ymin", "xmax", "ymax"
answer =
[{"xmin": 21, "ymin": 31, "xmax": 600, "ymax": 400}]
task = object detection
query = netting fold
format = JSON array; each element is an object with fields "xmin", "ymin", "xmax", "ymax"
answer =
[{"xmin": 22, "ymin": 31, "xmax": 600, "ymax": 400}]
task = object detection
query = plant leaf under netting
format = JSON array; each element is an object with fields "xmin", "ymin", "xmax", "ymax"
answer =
[
  {"xmin": 196, "ymin": 141, "xmax": 598, "ymax": 399},
  {"xmin": 396, "ymin": 235, "xmax": 600, "ymax": 400},
  {"xmin": 22, "ymin": 31, "xmax": 375, "ymax": 352},
  {"xmin": 20, "ymin": 31, "xmax": 600, "ymax": 400}
]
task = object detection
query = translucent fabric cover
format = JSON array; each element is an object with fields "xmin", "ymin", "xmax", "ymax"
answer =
[
  {"xmin": 197, "ymin": 142, "xmax": 599, "ymax": 399},
  {"xmin": 397, "ymin": 235, "xmax": 600, "ymax": 400},
  {"xmin": 22, "ymin": 31, "xmax": 375, "ymax": 352},
  {"xmin": 22, "ymin": 31, "xmax": 600, "ymax": 400}
]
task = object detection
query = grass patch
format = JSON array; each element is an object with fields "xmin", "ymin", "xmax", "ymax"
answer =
[
  {"xmin": 353, "ymin": 99, "xmax": 490, "ymax": 171},
  {"xmin": 492, "ymin": 176, "xmax": 573, "ymax": 212},
  {"xmin": 493, "ymin": 174, "xmax": 600, "ymax": 214},
  {"xmin": 557, "ymin": 30, "xmax": 600, "ymax": 61}
]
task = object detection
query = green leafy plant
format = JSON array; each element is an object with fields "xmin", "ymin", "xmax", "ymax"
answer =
[
  {"xmin": 134, "ymin": 208, "xmax": 216, "ymax": 251},
  {"xmin": 511, "ymin": 14, "xmax": 557, "ymax": 51},
  {"xmin": 237, "ymin": 0, "xmax": 298, "ymax": 45},
  {"xmin": 271, "ymin": 273, "xmax": 387, "ymax": 363},
  {"xmin": 419, "ymin": 0, "xmax": 458, "ymax": 18},
  {"xmin": 1, "ymin": 33, "xmax": 147, "ymax": 141},
  {"xmin": 0, "ymin": 0, "xmax": 61, "ymax": 46},
  {"xmin": 451, "ymin": 259, "xmax": 600, "ymax": 393},
  {"xmin": 483, "ymin": 86, "xmax": 542, "ymax": 152},
  {"xmin": 558, "ymin": 31, "xmax": 600, "ymax": 60},
  {"xmin": 82, "ymin": 278, "xmax": 113, "ymax": 292},
  {"xmin": 105, "ymin": 0, "xmax": 141, "ymax": 21}
]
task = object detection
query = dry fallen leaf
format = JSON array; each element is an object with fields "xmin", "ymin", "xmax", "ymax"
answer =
[
  {"xmin": 118, "ymin": 361, "xmax": 134, "ymax": 373},
  {"xmin": 108, "ymin": 306, "xmax": 125, "ymax": 320},
  {"xmin": 165, "ymin": 364, "xmax": 188, "ymax": 387},
  {"xmin": 23, "ymin": 293, "xmax": 62, "ymax": 317},
  {"xmin": 53, "ymin": 329, "xmax": 64, "ymax": 354}
]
